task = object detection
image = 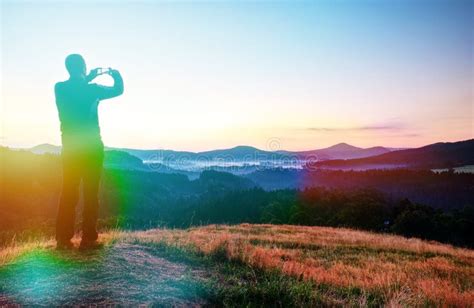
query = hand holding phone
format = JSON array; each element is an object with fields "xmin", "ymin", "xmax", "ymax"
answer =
[
  {"xmin": 97, "ymin": 68, "xmax": 111, "ymax": 75},
  {"xmin": 86, "ymin": 67, "xmax": 112, "ymax": 82}
]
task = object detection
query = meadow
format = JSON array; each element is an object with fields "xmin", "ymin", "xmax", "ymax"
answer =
[{"xmin": 1, "ymin": 224, "xmax": 473, "ymax": 306}]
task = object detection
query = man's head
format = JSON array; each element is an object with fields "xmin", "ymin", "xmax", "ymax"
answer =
[{"xmin": 65, "ymin": 54, "xmax": 86, "ymax": 79}]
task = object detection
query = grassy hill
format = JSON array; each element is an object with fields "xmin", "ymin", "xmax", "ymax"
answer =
[{"xmin": 1, "ymin": 224, "xmax": 473, "ymax": 306}]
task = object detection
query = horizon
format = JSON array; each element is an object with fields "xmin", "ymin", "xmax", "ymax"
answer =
[
  {"xmin": 1, "ymin": 0, "xmax": 473, "ymax": 151},
  {"xmin": 7, "ymin": 137, "xmax": 474, "ymax": 153}
]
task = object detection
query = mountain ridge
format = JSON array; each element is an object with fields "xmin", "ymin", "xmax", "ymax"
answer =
[
  {"xmin": 312, "ymin": 139, "xmax": 474, "ymax": 169},
  {"xmin": 24, "ymin": 142, "xmax": 397, "ymax": 161}
]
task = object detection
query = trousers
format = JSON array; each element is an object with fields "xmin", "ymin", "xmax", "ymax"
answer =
[{"xmin": 56, "ymin": 146, "xmax": 104, "ymax": 242}]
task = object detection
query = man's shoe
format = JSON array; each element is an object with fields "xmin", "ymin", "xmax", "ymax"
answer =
[
  {"xmin": 79, "ymin": 239, "xmax": 103, "ymax": 250},
  {"xmin": 56, "ymin": 240, "xmax": 73, "ymax": 250}
]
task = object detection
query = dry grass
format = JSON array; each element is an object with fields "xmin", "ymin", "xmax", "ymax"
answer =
[
  {"xmin": 127, "ymin": 224, "xmax": 474, "ymax": 306},
  {"xmin": 2, "ymin": 224, "xmax": 473, "ymax": 306},
  {"xmin": 1, "ymin": 238, "xmax": 55, "ymax": 266}
]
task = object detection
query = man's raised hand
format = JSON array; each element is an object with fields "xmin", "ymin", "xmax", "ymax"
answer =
[{"xmin": 86, "ymin": 68, "xmax": 100, "ymax": 82}]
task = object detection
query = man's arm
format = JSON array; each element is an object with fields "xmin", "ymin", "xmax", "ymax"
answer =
[
  {"xmin": 54, "ymin": 82, "xmax": 62, "ymax": 100},
  {"xmin": 54, "ymin": 82, "xmax": 64, "ymax": 108},
  {"xmin": 95, "ymin": 70, "xmax": 124, "ymax": 101}
]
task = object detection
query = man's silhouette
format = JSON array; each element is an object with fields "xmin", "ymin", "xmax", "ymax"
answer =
[{"xmin": 55, "ymin": 54, "xmax": 123, "ymax": 249}]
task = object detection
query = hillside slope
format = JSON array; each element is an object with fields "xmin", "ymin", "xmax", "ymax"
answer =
[
  {"xmin": 313, "ymin": 139, "xmax": 474, "ymax": 169},
  {"xmin": 289, "ymin": 143, "xmax": 392, "ymax": 160},
  {"xmin": 1, "ymin": 224, "xmax": 473, "ymax": 306}
]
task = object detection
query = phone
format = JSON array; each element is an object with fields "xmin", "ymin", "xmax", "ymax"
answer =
[{"xmin": 96, "ymin": 68, "xmax": 111, "ymax": 75}]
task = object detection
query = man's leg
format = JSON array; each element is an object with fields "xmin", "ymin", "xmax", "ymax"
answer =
[
  {"xmin": 82, "ymin": 148, "xmax": 104, "ymax": 243},
  {"xmin": 56, "ymin": 153, "xmax": 81, "ymax": 244}
]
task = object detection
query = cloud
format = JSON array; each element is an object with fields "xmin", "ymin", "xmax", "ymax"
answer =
[
  {"xmin": 306, "ymin": 124, "xmax": 403, "ymax": 132},
  {"xmin": 400, "ymin": 133, "xmax": 420, "ymax": 137}
]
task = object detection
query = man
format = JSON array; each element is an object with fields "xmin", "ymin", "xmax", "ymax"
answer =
[{"xmin": 55, "ymin": 54, "xmax": 124, "ymax": 249}]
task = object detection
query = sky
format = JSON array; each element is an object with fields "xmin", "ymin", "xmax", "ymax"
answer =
[{"xmin": 1, "ymin": 0, "xmax": 472, "ymax": 151}]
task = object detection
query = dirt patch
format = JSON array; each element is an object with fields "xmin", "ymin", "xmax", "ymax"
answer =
[{"xmin": 0, "ymin": 242, "xmax": 213, "ymax": 306}]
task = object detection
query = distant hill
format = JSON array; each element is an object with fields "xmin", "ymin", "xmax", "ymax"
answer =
[
  {"xmin": 118, "ymin": 148, "xmax": 197, "ymax": 162},
  {"xmin": 29, "ymin": 143, "xmax": 61, "ymax": 155},
  {"xmin": 120, "ymin": 145, "xmax": 290, "ymax": 162},
  {"xmin": 121, "ymin": 143, "xmax": 395, "ymax": 163},
  {"xmin": 284, "ymin": 143, "xmax": 392, "ymax": 160},
  {"xmin": 104, "ymin": 150, "xmax": 147, "ymax": 170},
  {"xmin": 28, "ymin": 145, "xmax": 155, "ymax": 172},
  {"xmin": 312, "ymin": 139, "xmax": 474, "ymax": 170},
  {"xmin": 197, "ymin": 170, "xmax": 257, "ymax": 191},
  {"xmin": 24, "ymin": 143, "xmax": 395, "ymax": 163},
  {"xmin": 25, "ymin": 144, "xmax": 193, "ymax": 175},
  {"xmin": 198, "ymin": 145, "xmax": 288, "ymax": 160}
]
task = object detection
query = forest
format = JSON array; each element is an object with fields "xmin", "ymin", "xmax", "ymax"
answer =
[{"xmin": 1, "ymin": 147, "xmax": 473, "ymax": 247}]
